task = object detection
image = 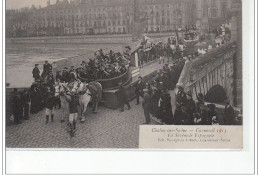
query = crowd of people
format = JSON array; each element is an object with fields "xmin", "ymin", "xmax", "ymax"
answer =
[
  {"xmin": 195, "ymin": 22, "xmax": 232, "ymax": 55},
  {"xmin": 7, "ymin": 23, "xmax": 239, "ymax": 129},
  {"xmin": 33, "ymin": 49, "xmax": 131, "ymax": 87},
  {"xmin": 134, "ymin": 75, "xmax": 239, "ymax": 125},
  {"xmin": 125, "ymin": 59, "xmax": 185, "ymax": 124},
  {"xmin": 77, "ymin": 49, "xmax": 131, "ymax": 80},
  {"xmin": 174, "ymin": 88, "xmax": 239, "ymax": 125}
]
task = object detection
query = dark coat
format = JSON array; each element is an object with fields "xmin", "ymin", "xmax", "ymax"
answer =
[
  {"xmin": 43, "ymin": 63, "xmax": 52, "ymax": 73},
  {"xmin": 134, "ymin": 81, "xmax": 145, "ymax": 95},
  {"xmin": 186, "ymin": 98, "xmax": 196, "ymax": 117},
  {"xmin": 173, "ymin": 106, "xmax": 184, "ymax": 125},
  {"xmin": 161, "ymin": 93, "xmax": 174, "ymax": 124},
  {"xmin": 45, "ymin": 92, "xmax": 54, "ymax": 110},
  {"xmin": 224, "ymin": 105, "xmax": 235, "ymax": 125},
  {"xmin": 12, "ymin": 93, "xmax": 22, "ymax": 115},
  {"xmin": 32, "ymin": 67, "xmax": 40, "ymax": 79},
  {"xmin": 62, "ymin": 71, "xmax": 70, "ymax": 83},
  {"xmin": 142, "ymin": 93, "xmax": 151, "ymax": 110},
  {"xmin": 65, "ymin": 95, "xmax": 78, "ymax": 113}
]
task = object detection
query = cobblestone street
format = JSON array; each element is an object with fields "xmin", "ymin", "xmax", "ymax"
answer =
[{"xmin": 6, "ymin": 98, "xmax": 160, "ymax": 148}]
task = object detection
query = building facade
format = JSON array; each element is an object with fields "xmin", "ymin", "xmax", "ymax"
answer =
[
  {"xmin": 6, "ymin": 0, "xmax": 232, "ymax": 37},
  {"xmin": 193, "ymin": 0, "xmax": 232, "ymax": 31}
]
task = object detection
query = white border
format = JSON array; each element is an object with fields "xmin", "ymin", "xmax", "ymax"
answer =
[{"xmin": 2, "ymin": 0, "xmax": 256, "ymax": 174}]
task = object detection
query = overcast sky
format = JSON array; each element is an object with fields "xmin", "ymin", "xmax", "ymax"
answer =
[{"xmin": 6, "ymin": 0, "xmax": 57, "ymax": 9}]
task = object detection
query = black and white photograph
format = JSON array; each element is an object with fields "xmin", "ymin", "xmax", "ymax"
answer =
[{"xmin": 5, "ymin": 0, "xmax": 243, "ymax": 149}]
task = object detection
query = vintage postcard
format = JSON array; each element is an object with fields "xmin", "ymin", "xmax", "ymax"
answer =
[{"xmin": 5, "ymin": 0, "xmax": 243, "ymax": 150}]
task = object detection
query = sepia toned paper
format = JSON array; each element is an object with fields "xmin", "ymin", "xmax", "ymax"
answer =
[{"xmin": 139, "ymin": 125, "xmax": 243, "ymax": 149}]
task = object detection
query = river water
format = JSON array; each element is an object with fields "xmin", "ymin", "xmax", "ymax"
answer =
[{"xmin": 6, "ymin": 43, "xmax": 122, "ymax": 88}]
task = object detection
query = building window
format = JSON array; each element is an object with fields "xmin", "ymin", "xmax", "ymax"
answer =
[
  {"xmin": 211, "ymin": 0, "xmax": 216, "ymax": 7},
  {"xmin": 151, "ymin": 19, "xmax": 154, "ymax": 25},
  {"xmin": 118, "ymin": 27, "xmax": 121, "ymax": 33},
  {"xmin": 211, "ymin": 9, "xmax": 217, "ymax": 17},
  {"xmin": 162, "ymin": 18, "xmax": 165, "ymax": 25},
  {"xmin": 167, "ymin": 19, "xmax": 170, "ymax": 25},
  {"xmin": 156, "ymin": 18, "xmax": 159, "ymax": 25}
]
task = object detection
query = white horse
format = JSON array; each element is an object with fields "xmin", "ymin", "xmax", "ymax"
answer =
[{"xmin": 70, "ymin": 80, "xmax": 91, "ymax": 123}]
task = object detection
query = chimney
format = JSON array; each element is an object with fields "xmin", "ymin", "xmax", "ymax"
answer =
[
  {"xmin": 47, "ymin": 0, "xmax": 50, "ymax": 7},
  {"xmin": 56, "ymin": 0, "xmax": 60, "ymax": 4},
  {"xmin": 39, "ymin": 5, "xmax": 41, "ymax": 9}
]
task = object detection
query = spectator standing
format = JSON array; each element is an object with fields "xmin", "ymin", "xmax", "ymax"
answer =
[
  {"xmin": 185, "ymin": 93, "xmax": 196, "ymax": 124},
  {"xmin": 88, "ymin": 81, "xmax": 102, "ymax": 114},
  {"xmin": 118, "ymin": 81, "xmax": 131, "ymax": 112},
  {"xmin": 56, "ymin": 71, "xmax": 62, "ymax": 82},
  {"xmin": 134, "ymin": 76, "xmax": 145, "ymax": 105},
  {"xmin": 21, "ymin": 89, "xmax": 30, "ymax": 120},
  {"xmin": 32, "ymin": 64, "xmax": 40, "ymax": 82},
  {"xmin": 160, "ymin": 89, "xmax": 174, "ymax": 124},
  {"xmin": 65, "ymin": 92, "xmax": 78, "ymax": 137},
  {"xmin": 223, "ymin": 102, "xmax": 235, "ymax": 125},
  {"xmin": 42, "ymin": 61, "xmax": 52, "ymax": 78},
  {"xmin": 52, "ymin": 62, "xmax": 57, "ymax": 80},
  {"xmin": 44, "ymin": 86, "xmax": 55, "ymax": 124},
  {"xmin": 142, "ymin": 89, "xmax": 151, "ymax": 124},
  {"xmin": 12, "ymin": 88, "xmax": 22, "ymax": 124}
]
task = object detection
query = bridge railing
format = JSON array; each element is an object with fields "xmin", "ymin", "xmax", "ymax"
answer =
[
  {"xmin": 176, "ymin": 41, "xmax": 236, "ymax": 93},
  {"xmin": 176, "ymin": 41, "xmax": 242, "ymax": 119}
]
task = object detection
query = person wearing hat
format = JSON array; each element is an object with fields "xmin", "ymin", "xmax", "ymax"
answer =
[
  {"xmin": 160, "ymin": 88, "xmax": 174, "ymax": 124},
  {"xmin": 42, "ymin": 61, "xmax": 52, "ymax": 78},
  {"xmin": 32, "ymin": 64, "xmax": 40, "ymax": 82},
  {"xmin": 195, "ymin": 92, "xmax": 205, "ymax": 113},
  {"xmin": 62, "ymin": 67, "xmax": 70, "ymax": 83},
  {"xmin": 20, "ymin": 89, "xmax": 30, "ymax": 120},
  {"xmin": 142, "ymin": 89, "xmax": 151, "ymax": 124},
  {"xmin": 44, "ymin": 86, "xmax": 55, "ymax": 124},
  {"xmin": 56, "ymin": 70, "xmax": 62, "ymax": 82},
  {"xmin": 169, "ymin": 65, "xmax": 177, "ymax": 89},
  {"xmin": 223, "ymin": 101, "xmax": 235, "ymax": 125},
  {"xmin": 185, "ymin": 92, "xmax": 196, "ymax": 124},
  {"xmin": 200, "ymin": 105, "xmax": 211, "ymax": 125},
  {"xmin": 176, "ymin": 86, "xmax": 187, "ymax": 107},
  {"xmin": 134, "ymin": 76, "xmax": 145, "ymax": 105},
  {"xmin": 118, "ymin": 81, "xmax": 131, "ymax": 112},
  {"xmin": 12, "ymin": 88, "xmax": 22, "ymax": 124},
  {"xmin": 64, "ymin": 92, "xmax": 79, "ymax": 137},
  {"xmin": 161, "ymin": 70, "xmax": 170, "ymax": 90}
]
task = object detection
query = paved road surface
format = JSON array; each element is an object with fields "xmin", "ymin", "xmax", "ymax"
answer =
[
  {"xmin": 6, "ymin": 98, "xmax": 162, "ymax": 148},
  {"xmin": 6, "ymin": 60, "xmax": 177, "ymax": 148}
]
